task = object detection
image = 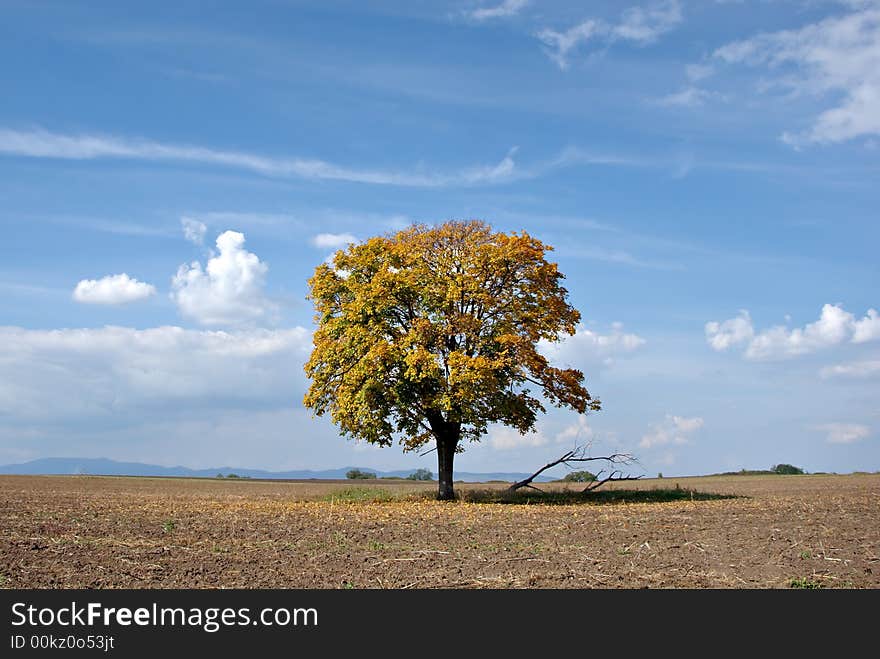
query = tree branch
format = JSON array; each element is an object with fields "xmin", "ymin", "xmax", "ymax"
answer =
[{"xmin": 507, "ymin": 445, "xmax": 640, "ymax": 493}]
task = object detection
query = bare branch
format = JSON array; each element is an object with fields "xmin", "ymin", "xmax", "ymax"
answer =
[
  {"xmin": 507, "ymin": 450, "xmax": 577, "ymax": 491},
  {"xmin": 508, "ymin": 444, "xmax": 641, "ymax": 493},
  {"xmin": 583, "ymin": 471, "xmax": 643, "ymax": 493}
]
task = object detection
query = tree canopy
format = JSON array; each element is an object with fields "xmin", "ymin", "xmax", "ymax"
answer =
[{"xmin": 304, "ymin": 220, "xmax": 599, "ymax": 499}]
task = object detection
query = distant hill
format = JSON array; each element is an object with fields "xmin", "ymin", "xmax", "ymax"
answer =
[{"xmin": 0, "ymin": 457, "xmax": 555, "ymax": 483}]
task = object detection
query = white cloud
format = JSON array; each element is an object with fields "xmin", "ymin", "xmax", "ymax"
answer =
[
  {"xmin": 0, "ymin": 325, "xmax": 312, "ymax": 422},
  {"xmin": 814, "ymin": 422, "xmax": 871, "ymax": 444},
  {"xmin": 311, "ymin": 233, "xmax": 358, "ymax": 249},
  {"xmin": 820, "ymin": 359, "xmax": 880, "ymax": 378},
  {"xmin": 171, "ymin": 230, "xmax": 275, "ymax": 327},
  {"xmin": 539, "ymin": 322, "xmax": 646, "ymax": 368},
  {"xmin": 655, "ymin": 87, "xmax": 721, "ymax": 107},
  {"xmin": 536, "ymin": 21, "xmax": 602, "ymax": 70},
  {"xmin": 0, "ymin": 127, "xmax": 524, "ymax": 188},
  {"xmin": 181, "ymin": 216, "xmax": 207, "ymax": 245},
  {"xmin": 613, "ymin": 0, "xmax": 683, "ymax": 43},
  {"xmin": 554, "ymin": 414, "xmax": 594, "ymax": 444},
  {"xmin": 853, "ymin": 308, "xmax": 880, "ymax": 343},
  {"xmin": 488, "ymin": 426, "xmax": 548, "ymax": 450},
  {"xmin": 686, "ymin": 63, "xmax": 714, "ymax": 82},
  {"xmin": 713, "ymin": 4, "xmax": 880, "ymax": 144},
  {"xmin": 707, "ymin": 304, "xmax": 880, "ymax": 360},
  {"xmin": 537, "ymin": 1, "xmax": 682, "ymax": 69},
  {"xmin": 467, "ymin": 0, "xmax": 528, "ymax": 21},
  {"xmin": 640, "ymin": 415, "xmax": 703, "ymax": 449},
  {"xmin": 705, "ymin": 310, "xmax": 754, "ymax": 351},
  {"xmin": 72, "ymin": 273, "xmax": 156, "ymax": 305}
]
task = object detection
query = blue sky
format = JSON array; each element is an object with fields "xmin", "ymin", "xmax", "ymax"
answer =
[{"xmin": 1, "ymin": 0, "xmax": 878, "ymax": 477}]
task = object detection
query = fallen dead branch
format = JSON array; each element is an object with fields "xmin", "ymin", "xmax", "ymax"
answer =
[{"xmin": 507, "ymin": 444, "xmax": 642, "ymax": 493}]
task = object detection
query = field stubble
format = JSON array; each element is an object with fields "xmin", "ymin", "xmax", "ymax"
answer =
[{"xmin": 1, "ymin": 474, "xmax": 877, "ymax": 588}]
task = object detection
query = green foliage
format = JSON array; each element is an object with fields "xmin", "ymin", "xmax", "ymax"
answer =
[
  {"xmin": 346, "ymin": 469, "xmax": 377, "ymax": 480},
  {"xmin": 162, "ymin": 519, "xmax": 176, "ymax": 534},
  {"xmin": 406, "ymin": 468, "xmax": 433, "ymax": 481},
  {"xmin": 561, "ymin": 470, "xmax": 597, "ymax": 482},
  {"xmin": 323, "ymin": 488, "xmax": 398, "ymax": 503},
  {"xmin": 657, "ymin": 472, "xmax": 663, "ymax": 479},
  {"xmin": 789, "ymin": 577, "xmax": 822, "ymax": 589},
  {"xmin": 772, "ymin": 463, "xmax": 805, "ymax": 475}
]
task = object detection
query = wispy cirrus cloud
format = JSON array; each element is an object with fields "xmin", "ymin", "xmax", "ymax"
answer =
[
  {"xmin": 0, "ymin": 128, "xmax": 838, "ymax": 194},
  {"xmin": 713, "ymin": 3, "xmax": 880, "ymax": 145},
  {"xmin": 0, "ymin": 128, "xmax": 523, "ymax": 188},
  {"xmin": 537, "ymin": 1, "xmax": 683, "ymax": 69},
  {"xmin": 466, "ymin": 0, "xmax": 529, "ymax": 22},
  {"xmin": 654, "ymin": 86, "xmax": 723, "ymax": 108},
  {"xmin": 559, "ymin": 245, "xmax": 684, "ymax": 270}
]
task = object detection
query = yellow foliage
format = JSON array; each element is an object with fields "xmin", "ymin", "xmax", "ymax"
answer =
[{"xmin": 303, "ymin": 220, "xmax": 599, "ymax": 452}]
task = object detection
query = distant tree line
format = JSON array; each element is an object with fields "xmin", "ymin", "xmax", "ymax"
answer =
[
  {"xmin": 346, "ymin": 468, "xmax": 433, "ymax": 481},
  {"xmin": 717, "ymin": 464, "xmax": 807, "ymax": 476}
]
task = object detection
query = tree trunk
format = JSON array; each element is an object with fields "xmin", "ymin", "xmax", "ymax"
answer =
[{"xmin": 436, "ymin": 431, "xmax": 459, "ymax": 501}]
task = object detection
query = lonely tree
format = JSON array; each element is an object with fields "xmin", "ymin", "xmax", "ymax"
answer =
[{"xmin": 303, "ymin": 220, "xmax": 599, "ymax": 500}]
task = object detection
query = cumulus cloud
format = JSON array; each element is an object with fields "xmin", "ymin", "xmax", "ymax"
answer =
[
  {"xmin": 706, "ymin": 304, "xmax": 880, "ymax": 360},
  {"xmin": 311, "ymin": 233, "xmax": 358, "ymax": 249},
  {"xmin": 181, "ymin": 216, "xmax": 207, "ymax": 245},
  {"xmin": 467, "ymin": 0, "xmax": 528, "ymax": 21},
  {"xmin": 537, "ymin": 1, "xmax": 682, "ymax": 69},
  {"xmin": 820, "ymin": 359, "xmax": 880, "ymax": 379},
  {"xmin": 554, "ymin": 415, "xmax": 594, "ymax": 444},
  {"xmin": 640, "ymin": 415, "xmax": 704, "ymax": 449},
  {"xmin": 72, "ymin": 273, "xmax": 156, "ymax": 305},
  {"xmin": 853, "ymin": 308, "xmax": 880, "ymax": 343},
  {"xmin": 713, "ymin": 3, "xmax": 880, "ymax": 144},
  {"xmin": 814, "ymin": 422, "xmax": 871, "ymax": 444},
  {"xmin": 539, "ymin": 322, "xmax": 646, "ymax": 368},
  {"xmin": 171, "ymin": 230, "xmax": 275, "ymax": 327},
  {"xmin": 0, "ymin": 325, "xmax": 312, "ymax": 423},
  {"xmin": 705, "ymin": 310, "xmax": 754, "ymax": 351},
  {"xmin": 488, "ymin": 426, "xmax": 548, "ymax": 450}
]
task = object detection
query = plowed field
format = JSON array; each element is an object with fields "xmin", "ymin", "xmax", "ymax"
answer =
[{"xmin": 2, "ymin": 474, "xmax": 877, "ymax": 588}]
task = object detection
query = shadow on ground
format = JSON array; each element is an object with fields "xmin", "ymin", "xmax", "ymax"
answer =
[{"xmin": 323, "ymin": 486, "xmax": 741, "ymax": 505}]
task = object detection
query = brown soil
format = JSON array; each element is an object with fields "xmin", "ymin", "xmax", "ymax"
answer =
[{"xmin": 1, "ymin": 473, "xmax": 877, "ymax": 588}]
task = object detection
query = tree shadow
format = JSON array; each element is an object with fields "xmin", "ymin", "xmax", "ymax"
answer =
[{"xmin": 450, "ymin": 486, "xmax": 741, "ymax": 506}]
